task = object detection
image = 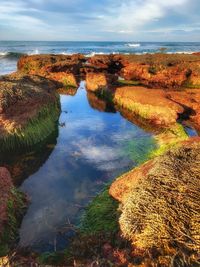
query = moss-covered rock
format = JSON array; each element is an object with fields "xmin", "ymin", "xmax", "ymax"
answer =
[
  {"xmin": 114, "ymin": 86, "xmax": 184, "ymax": 128},
  {"xmin": 0, "ymin": 74, "xmax": 60, "ymax": 151},
  {"xmin": 113, "ymin": 138, "xmax": 200, "ymax": 266}
]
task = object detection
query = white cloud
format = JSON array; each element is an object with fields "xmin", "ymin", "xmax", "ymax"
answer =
[
  {"xmin": 102, "ymin": 0, "xmax": 189, "ymax": 33},
  {"xmin": 0, "ymin": 0, "xmax": 199, "ymax": 40}
]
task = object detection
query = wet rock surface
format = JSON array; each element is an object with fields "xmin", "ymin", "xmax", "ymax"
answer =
[
  {"xmin": 113, "ymin": 86, "xmax": 184, "ymax": 128},
  {"xmin": 0, "ymin": 73, "xmax": 60, "ymax": 150}
]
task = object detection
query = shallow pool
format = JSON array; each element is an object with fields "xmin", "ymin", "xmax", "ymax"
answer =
[{"xmin": 7, "ymin": 84, "xmax": 156, "ymax": 252}]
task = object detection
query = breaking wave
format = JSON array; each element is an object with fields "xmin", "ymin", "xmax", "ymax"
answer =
[
  {"xmin": 0, "ymin": 51, "xmax": 26, "ymax": 59},
  {"xmin": 126, "ymin": 43, "xmax": 141, "ymax": 48}
]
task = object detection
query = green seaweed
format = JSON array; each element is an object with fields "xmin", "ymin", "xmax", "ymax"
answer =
[
  {"xmin": 121, "ymin": 137, "xmax": 156, "ymax": 165},
  {"xmin": 37, "ymin": 187, "xmax": 120, "ymax": 266},
  {"xmin": 118, "ymin": 79, "xmax": 141, "ymax": 86},
  {"xmin": 150, "ymin": 123, "xmax": 188, "ymax": 158},
  {"xmin": 0, "ymin": 98, "xmax": 60, "ymax": 152},
  {"xmin": 80, "ymin": 187, "xmax": 119, "ymax": 235}
]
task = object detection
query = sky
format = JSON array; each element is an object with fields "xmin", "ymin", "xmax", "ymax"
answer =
[{"xmin": 0, "ymin": 0, "xmax": 200, "ymax": 41}]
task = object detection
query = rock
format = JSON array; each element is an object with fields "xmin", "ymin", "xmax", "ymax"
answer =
[
  {"xmin": 110, "ymin": 138, "xmax": 200, "ymax": 265},
  {"xmin": 86, "ymin": 55, "xmax": 113, "ymax": 70},
  {"xmin": 0, "ymin": 73, "xmax": 60, "ymax": 151},
  {"xmin": 49, "ymin": 72, "xmax": 78, "ymax": 87},
  {"xmin": 86, "ymin": 54, "xmax": 123, "ymax": 73},
  {"xmin": 167, "ymin": 89, "xmax": 200, "ymax": 132},
  {"xmin": 109, "ymin": 160, "xmax": 155, "ymax": 203},
  {"xmin": 87, "ymin": 91, "xmax": 116, "ymax": 113},
  {"xmin": 0, "ymin": 167, "xmax": 26, "ymax": 256},
  {"xmin": 116, "ymin": 53, "xmax": 200, "ymax": 88},
  {"xmin": 113, "ymin": 86, "xmax": 184, "ymax": 128},
  {"xmin": 17, "ymin": 53, "xmax": 200, "ymax": 89},
  {"xmin": 86, "ymin": 72, "xmax": 107, "ymax": 91},
  {"xmin": 86, "ymin": 72, "xmax": 117, "ymax": 91},
  {"xmin": 18, "ymin": 54, "xmax": 85, "ymax": 86}
]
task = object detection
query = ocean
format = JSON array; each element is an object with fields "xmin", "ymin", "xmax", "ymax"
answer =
[{"xmin": 0, "ymin": 41, "xmax": 200, "ymax": 75}]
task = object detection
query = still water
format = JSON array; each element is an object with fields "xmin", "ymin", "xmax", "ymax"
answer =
[{"xmin": 7, "ymin": 83, "xmax": 155, "ymax": 252}]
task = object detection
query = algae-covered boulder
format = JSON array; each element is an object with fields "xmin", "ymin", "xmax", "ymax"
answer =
[
  {"xmin": 0, "ymin": 167, "xmax": 26, "ymax": 256},
  {"xmin": 112, "ymin": 138, "xmax": 200, "ymax": 265},
  {"xmin": 114, "ymin": 86, "xmax": 184, "ymax": 128},
  {"xmin": 0, "ymin": 73, "xmax": 60, "ymax": 151}
]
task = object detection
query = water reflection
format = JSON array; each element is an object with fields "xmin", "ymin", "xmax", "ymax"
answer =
[
  {"xmin": 0, "ymin": 128, "xmax": 58, "ymax": 186},
  {"xmin": 18, "ymin": 85, "xmax": 155, "ymax": 251},
  {"xmin": 87, "ymin": 91, "xmax": 116, "ymax": 113}
]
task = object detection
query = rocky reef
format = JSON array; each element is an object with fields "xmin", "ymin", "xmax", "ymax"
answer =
[
  {"xmin": 17, "ymin": 53, "xmax": 200, "ymax": 131},
  {"xmin": 1, "ymin": 52, "xmax": 200, "ymax": 266},
  {"xmin": 0, "ymin": 73, "xmax": 60, "ymax": 151}
]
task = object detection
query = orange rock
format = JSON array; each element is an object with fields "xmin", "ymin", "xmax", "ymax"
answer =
[
  {"xmin": 114, "ymin": 86, "xmax": 184, "ymax": 127},
  {"xmin": 109, "ymin": 160, "xmax": 155, "ymax": 203},
  {"xmin": 87, "ymin": 55, "xmax": 113, "ymax": 70},
  {"xmin": 18, "ymin": 54, "xmax": 85, "ymax": 86},
  {"xmin": 86, "ymin": 72, "xmax": 107, "ymax": 91},
  {"xmin": 110, "ymin": 137, "xmax": 200, "ymax": 204},
  {"xmin": 49, "ymin": 72, "xmax": 78, "ymax": 87},
  {"xmin": 167, "ymin": 89, "xmax": 200, "ymax": 132},
  {"xmin": 116, "ymin": 53, "xmax": 200, "ymax": 88},
  {"xmin": 86, "ymin": 72, "xmax": 117, "ymax": 91},
  {"xmin": 87, "ymin": 91, "xmax": 107, "ymax": 111}
]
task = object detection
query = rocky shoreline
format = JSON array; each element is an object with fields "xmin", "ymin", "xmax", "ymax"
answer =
[{"xmin": 0, "ymin": 53, "xmax": 200, "ymax": 266}]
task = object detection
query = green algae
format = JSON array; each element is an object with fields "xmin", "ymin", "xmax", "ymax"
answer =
[
  {"xmin": 0, "ymin": 99, "xmax": 60, "ymax": 152},
  {"xmin": 37, "ymin": 187, "xmax": 120, "ymax": 266},
  {"xmin": 150, "ymin": 123, "xmax": 188, "ymax": 158},
  {"xmin": 80, "ymin": 187, "xmax": 119, "ymax": 235},
  {"xmin": 118, "ymin": 79, "xmax": 141, "ymax": 86},
  {"xmin": 121, "ymin": 136, "xmax": 156, "ymax": 165}
]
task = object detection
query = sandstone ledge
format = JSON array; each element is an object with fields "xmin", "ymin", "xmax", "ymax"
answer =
[{"xmin": 0, "ymin": 73, "xmax": 60, "ymax": 151}]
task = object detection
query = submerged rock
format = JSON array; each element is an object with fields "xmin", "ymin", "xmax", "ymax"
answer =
[
  {"xmin": 0, "ymin": 167, "xmax": 26, "ymax": 256},
  {"xmin": 110, "ymin": 138, "xmax": 200, "ymax": 266},
  {"xmin": 0, "ymin": 73, "xmax": 60, "ymax": 151}
]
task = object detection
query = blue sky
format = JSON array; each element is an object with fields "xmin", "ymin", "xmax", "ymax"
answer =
[{"xmin": 0, "ymin": 0, "xmax": 200, "ymax": 41}]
